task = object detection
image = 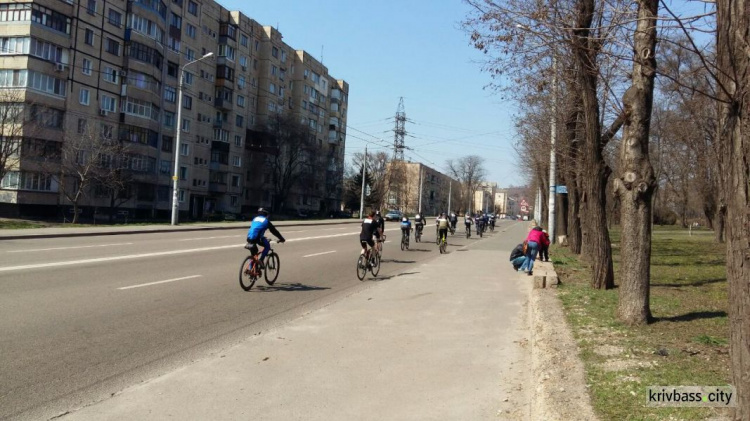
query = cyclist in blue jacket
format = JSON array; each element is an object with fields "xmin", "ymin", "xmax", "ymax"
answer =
[
  {"xmin": 400, "ymin": 216, "xmax": 412, "ymax": 241},
  {"xmin": 246, "ymin": 208, "xmax": 286, "ymax": 262}
]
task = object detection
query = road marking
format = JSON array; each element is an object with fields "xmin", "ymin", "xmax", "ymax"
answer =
[
  {"xmin": 7, "ymin": 243, "xmax": 133, "ymax": 253},
  {"xmin": 179, "ymin": 235, "xmax": 236, "ymax": 241},
  {"xmin": 118, "ymin": 275, "xmax": 202, "ymax": 290},
  {"xmin": 0, "ymin": 228, "xmax": 399, "ymax": 272},
  {"xmin": 303, "ymin": 250, "xmax": 336, "ymax": 258}
]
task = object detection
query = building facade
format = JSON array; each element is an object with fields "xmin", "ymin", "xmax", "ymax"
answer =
[
  {"xmin": 0, "ymin": 0, "xmax": 348, "ymax": 220},
  {"xmin": 385, "ymin": 161, "xmax": 458, "ymax": 216}
]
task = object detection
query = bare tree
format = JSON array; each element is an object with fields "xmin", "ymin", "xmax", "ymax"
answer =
[
  {"xmin": 265, "ymin": 113, "xmax": 316, "ymax": 213},
  {"xmin": 0, "ymin": 93, "xmax": 35, "ymax": 184},
  {"xmin": 95, "ymin": 139, "xmax": 134, "ymax": 223},
  {"xmin": 41, "ymin": 123, "xmax": 119, "ymax": 224},
  {"xmin": 715, "ymin": 1, "xmax": 750, "ymax": 417},
  {"xmin": 446, "ymin": 155, "xmax": 487, "ymax": 213},
  {"xmin": 614, "ymin": 0, "xmax": 659, "ymax": 325}
]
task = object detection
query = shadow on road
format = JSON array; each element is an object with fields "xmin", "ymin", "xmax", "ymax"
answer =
[
  {"xmin": 366, "ymin": 271, "xmax": 421, "ymax": 281},
  {"xmin": 251, "ymin": 283, "xmax": 331, "ymax": 292},
  {"xmin": 381, "ymin": 259, "xmax": 416, "ymax": 264}
]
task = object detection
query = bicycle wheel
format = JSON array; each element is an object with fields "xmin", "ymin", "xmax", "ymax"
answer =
[
  {"xmin": 239, "ymin": 257, "xmax": 257, "ymax": 291},
  {"xmin": 440, "ymin": 240, "xmax": 446, "ymax": 254},
  {"xmin": 401, "ymin": 237, "xmax": 405, "ymax": 251},
  {"xmin": 370, "ymin": 254, "xmax": 381, "ymax": 276},
  {"xmin": 264, "ymin": 252, "xmax": 280, "ymax": 285},
  {"xmin": 356, "ymin": 255, "xmax": 367, "ymax": 280},
  {"xmin": 405, "ymin": 237, "xmax": 409, "ymax": 250}
]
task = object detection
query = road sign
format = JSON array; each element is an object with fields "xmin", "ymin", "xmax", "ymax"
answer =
[{"xmin": 556, "ymin": 185, "xmax": 568, "ymax": 194}]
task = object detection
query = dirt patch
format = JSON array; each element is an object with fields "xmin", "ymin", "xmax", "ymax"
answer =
[
  {"xmin": 593, "ymin": 344, "xmax": 624, "ymax": 357},
  {"xmin": 597, "ymin": 359, "xmax": 652, "ymax": 372},
  {"xmin": 530, "ymin": 289, "xmax": 598, "ymax": 421}
]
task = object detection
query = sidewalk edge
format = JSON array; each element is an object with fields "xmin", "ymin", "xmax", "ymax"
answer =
[{"xmin": 530, "ymin": 272, "xmax": 599, "ymax": 420}]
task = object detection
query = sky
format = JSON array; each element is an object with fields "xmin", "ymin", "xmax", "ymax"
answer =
[{"xmin": 221, "ymin": 0, "xmax": 523, "ymax": 187}]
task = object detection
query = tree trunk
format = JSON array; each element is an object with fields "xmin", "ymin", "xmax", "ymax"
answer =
[
  {"xmin": 716, "ymin": 0, "xmax": 750, "ymax": 418},
  {"xmin": 715, "ymin": 204, "xmax": 726, "ymax": 243},
  {"xmin": 615, "ymin": 0, "xmax": 658, "ymax": 326},
  {"xmin": 571, "ymin": 0, "xmax": 614, "ymax": 288}
]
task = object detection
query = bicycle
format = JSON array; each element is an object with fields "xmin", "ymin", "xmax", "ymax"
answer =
[
  {"xmin": 465, "ymin": 224, "xmax": 471, "ymax": 239},
  {"xmin": 415, "ymin": 224, "xmax": 423, "ymax": 242},
  {"xmin": 239, "ymin": 239, "xmax": 281, "ymax": 291},
  {"xmin": 490, "ymin": 221, "xmax": 495, "ymax": 232},
  {"xmin": 478, "ymin": 223, "xmax": 484, "ymax": 238},
  {"xmin": 438, "ymin": 231, "xmax": 447, "ymax": 254},
  {"xmin": 400, "ymin": 229, "xmax": 410, "ymax": 250},
  {"xmin": 356, "ymin": 243, "xmax": 381, "ymax": 280}
]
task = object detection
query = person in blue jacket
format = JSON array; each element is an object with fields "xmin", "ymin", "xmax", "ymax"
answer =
[
  {"xmin": 246, "ymin": 208, "xmax": 286, "ymax": 262},
  {"xmin": 400, "ymin": 216, "xmax": 412, "ymax": 241}
]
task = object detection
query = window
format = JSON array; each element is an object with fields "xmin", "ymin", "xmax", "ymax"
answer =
[
  {"xmin": 271, "ymin": 46, "xmax": 278, "ymax": 58},
  {"xmin": 235, "ymin": 115, "xmax": 243, "ymax": 128},
  {"xmin": 128, "ymin": 42, "xmax": 163, "ymax": 69},
  {"xmin": 240, "ymin": 34, "xmax": 248, "ymax": 47},
  {"xmin": 186, "ymin": 23, "xmax": 196, "ymax": 38},
  {"xmin": 271, "ymin": 65, "xmax": 277, "ymax": 76},
  {"xmin": 230, "ymin": 195, "xmax": 239, "ymax": 206},
  {"xmin": 105, "ymin": 38, "xmax": 120, "ymax": 56},
  {"xmin": 232, "ymin": 156, "xmax": 241, "ymax": 167},
  {"xmin": 101, "ymin": 94, "xmax": 117, "ymax": 112},
  {"xmin": 127, "ymin": 14, "xmax": 164, "ymax": 43},
  {"xmin": 79, "ymin": 88, "xmax": 90, "ymax": 105},
  {"xmin": 237, "ymin": 95, "xmax": 245, "ymax": 107},
  {"xmin": 30, "ymin": 4, "xmax": 72, "ymax": 34},
  {"xmin": 108, "ymin": 9, "xmax": 122, "ymax": 26},
  {"xmin": 83, "ymin": 28, "xmax": 94, "ymax": 46},
  {"xmin": 102, "ymin": 66, "xmax": 119, "ymax": 84},
  {"xmin": 159, "ymin": 161, "xmax": 171, "ymax": 176},
  {"xmin": 183, "ymin": 72, "xmax": 193, "ymax": 85},
  {"xmin": 162, "ymin": 135, "xmax": 173, "ymax": 152},
  {"xmin": 30, "ymin": 105, "xmax": 64, "ymax": 128},
  {"xmin": 164, "ymin": 86, "xmax": 176, "ymax": 103},
  {"xmin": 185, "ymin": 48, "xmax": 195, "ymax": 60},
  {"xmin": 178, "ymin": 189, "xmax": 186, "ymax": 202},
  {"xmin": 281, "ymin": 50, "xmax": 287, "ymax": 62},
  {"xmin": 187, "ymin": 1, "xmax": 198, "ymax": 16},
  {"xmin": 239, "ymin": 56, "xmax": 248, "ymax": 70},
  {"xmin": 101, "ymin": 124, "xmax": 113, "ymax": 139},
  {"xmin": 26, "ymin": 71, "xmax": 67, "ymax": 96},
  {"xmin": 167, "ymin": 61, "xmax": 178, "ymax": 78},
  {"xmin": 234, "ymin": 135, "xmax": 242, "ymax": 146},
  {"xmin": 179, "ymin": 143, "xmax": 188, "ymax": 156},
  {"xmin": 123, "ymin": 97, "xmax": 159, "ymax": 120},
  {"xmin": 269, "ymin": 83, "xmax": 276, "ymax": 94},
  {"xmin": 181, "ymin": 118, "xmax": 190, "ymax": 132},
  {"xmin": 218, "ymin": 44, "xmax": 235, "ymax": 60},
  {"xmin": 164, "ymin": 111, "xmax": 175, "ymax": 128},
  {"xmin": 168, "ymin": 37, "xmax": 180, "ymax": 53},
  {"xmin": 1, "ymin": 171, "xmax": 54, "ymax": 191},
  {"xmin": 170, "ymin": 13, "xmax": 181, "ymax": 29},
  {"xmin": 182, "ymin": 95, "xmax": 192, "ymax": 109},
  {"xmin": 179, "ymin": 166, "xmax": 187, "ymax": 181},
  {"xmin": 87, "ymin": 0, "xmax": 96, "ymax": 15},
  {"xmin": 77, "ymin": 118, "xmax": 87, "ymax": 133},
  {"xmin": 82, "ymin": 58, "xmax": 92, "ymax": 75}
]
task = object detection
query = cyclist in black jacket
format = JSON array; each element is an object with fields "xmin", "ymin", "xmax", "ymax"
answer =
[{"xmin": 360, "ymin": 211, "xmax": 380, "ymax": 258}]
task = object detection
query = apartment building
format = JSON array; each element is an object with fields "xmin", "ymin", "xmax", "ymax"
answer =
[
  {"xmin": 0, "ymin": 0, "xmax": 348, "ymax": 220},
  {"xmin": 384, "ymin": 161, "xmax": 458, "ymax": 216}
]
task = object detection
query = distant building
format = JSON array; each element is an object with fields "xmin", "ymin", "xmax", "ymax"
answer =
[{"xmin": 385, "ymin": 161, "xmax": 458, "ymax": 216}]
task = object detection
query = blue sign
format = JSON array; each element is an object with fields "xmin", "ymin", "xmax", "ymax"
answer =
[{"xmin": 555, "ymin": 185, "xmax": 568, "ymax": 194}]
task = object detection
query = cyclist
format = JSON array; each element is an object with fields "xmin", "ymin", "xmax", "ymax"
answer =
[
  {"xmin": 489, "ymin": 213, "xmax": 496, "ymax": 230},
  {"xmin": 359, "ymin": 211, "xmax": 380, "ymax": 259},
  {"xmin": 449, "ymin": 211, "xmax": 458, "ymax": 233},
  {"xmin": 400, "ymin": 216, "xmax": 412, "ymax": 243},
  {"xmin": 246, "ymin": 208, "xmax": 286, "ymax": 264},
  {"xmin": 464, "ymin": 212, "xmax": 473, "ymax": 237},
  {"xmin": 435, "ymin": 212, "xmax": 450, "ymax": 247},
  {"xmin": 373, "ymin": 210, "xmax": 386, "ymax": 254},
  {"xmin": 414, "ymin": 211, "xmax": 424, "ymax": 239},
  {"xmin": 475, "ymin": 211, "xmax": 485, "ymax": 234}
]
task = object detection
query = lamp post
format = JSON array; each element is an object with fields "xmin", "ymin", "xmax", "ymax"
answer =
[{"xmin": 171, "ymin": 52, "xmax": 213, "ymax": 225}]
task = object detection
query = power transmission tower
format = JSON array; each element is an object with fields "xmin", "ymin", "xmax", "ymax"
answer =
[{"xmin": 392, "ymin": 97, "xmax": 406, "ymax": 161}]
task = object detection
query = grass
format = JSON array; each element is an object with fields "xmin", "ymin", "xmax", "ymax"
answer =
[
  {"xmin": 0, "ymin": 220, "xmax": 49, "ymax": 229},
  {"xmin": 554, "ymin": 226, "xmax": 730, "ymax": 421}
]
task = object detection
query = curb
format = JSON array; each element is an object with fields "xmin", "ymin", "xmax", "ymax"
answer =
[
  {"xmin": 530, "ymin": 264, "xmax": 599, "ymax": 421},
  {"xmin": 0, "ymin": 220, "xmax": 361, "ymax": 240}
]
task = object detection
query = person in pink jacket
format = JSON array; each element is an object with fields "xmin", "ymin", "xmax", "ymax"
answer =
[{"xmin": 520, "ymin": 226, "xmax": 550, "ymax": 275}]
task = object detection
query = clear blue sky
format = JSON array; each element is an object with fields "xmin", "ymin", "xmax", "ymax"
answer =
[{"xmin": 222, "ymin": 0, "xmax": 523, "ymax": 187}]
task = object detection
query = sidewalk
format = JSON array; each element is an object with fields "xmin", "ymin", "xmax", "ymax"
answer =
[
  {"xmin": 62, "ymin": 233, "xmax": 533, "ymax": 420},
  {"xmin": 0, "ymin": 218, "xmax": 359, "ymax": 240}
]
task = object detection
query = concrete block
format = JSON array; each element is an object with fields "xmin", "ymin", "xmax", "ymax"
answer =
[{"xmin": 534, "ymin": 274, "xmax": 546, "ymax": 289}]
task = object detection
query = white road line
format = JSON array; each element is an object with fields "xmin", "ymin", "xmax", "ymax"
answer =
[
  {"xmin": 178, "ymin": 235, "xmax": 237, "ymax": 241},
  {"xmin": 7, "ymin": 243, "xmax": 133, "ymax": 253},
  {"xmin": 303, "ymin": 250, "xmax": 336, "ymax": 258},
  {"xmin": 118, "ymin": 275, "xmax": 202, "ymax": 290}
]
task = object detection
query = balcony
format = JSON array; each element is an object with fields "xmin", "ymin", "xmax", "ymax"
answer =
[
  {"xmin": 328, "ymin": 130, "xmax": 338, "ymax": 144},
  {"xmin": 208, "ymin": 182, "xmax": 227, "ymax": 193},
  {"xmin": 214, "ymin": 97, "xmax": 233, "ymax": 110}
]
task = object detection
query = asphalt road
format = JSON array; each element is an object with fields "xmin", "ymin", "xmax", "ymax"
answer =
[{"xmin": 0, "ymin": 220, "xmax": 514, "ymax": 420}]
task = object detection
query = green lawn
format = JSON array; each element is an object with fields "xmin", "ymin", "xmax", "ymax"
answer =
[{"xmin": 554, "ymin": 226, "xmax": 730, "ymax": 420}]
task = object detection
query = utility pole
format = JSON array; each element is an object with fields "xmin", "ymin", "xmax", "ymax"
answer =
[
  {"xmin": 548, "ymin": 55, "xmax": 558, "ymax": 242},
  {"xmin": 418, "ymin": 166, "xmax": 424, "ymax": 213},
  {"xmin": 393, "ymin": 97, "xmax": 406, "ymax": 161},
  {"xmin": 448, "ymin": 180, "xmax": 452, "ymax": 213},
  {"xmin": 359, "ymin": 146, "xmax": 367, "ymax": 219}
]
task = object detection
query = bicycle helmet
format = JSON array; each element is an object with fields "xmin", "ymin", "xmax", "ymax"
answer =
[
  {"xmin": 402, "ymin": 217, "xmax": 408, "ymax": 222},
  {"xmin": 257, "ymin": 207, "xmax": 269, "ymax": 216}
]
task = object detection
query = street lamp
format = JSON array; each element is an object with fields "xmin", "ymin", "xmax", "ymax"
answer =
[
  {"xmin": 171, "ymin": 52, "xmax": 213, "ymax": 225},
  {"xmin": 516, "ymin": 24, "xmax": 557, "ymax": 242}
]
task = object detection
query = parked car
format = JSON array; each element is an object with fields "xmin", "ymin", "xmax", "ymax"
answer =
[
  {"xmin": 384, "ymin": 210, "xmax": 403, "ymax": 221},
  {"xmin": 329, "ymin": 210, "xmax": 353, "ymax": 219}
]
